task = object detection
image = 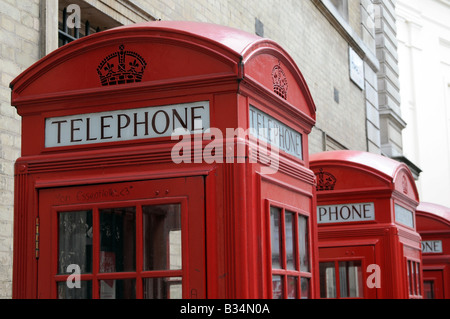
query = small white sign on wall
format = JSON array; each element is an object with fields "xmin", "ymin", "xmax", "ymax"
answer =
[{"xmin": 349, "ymin": 47, "xmax": 365, "ymax": 90}]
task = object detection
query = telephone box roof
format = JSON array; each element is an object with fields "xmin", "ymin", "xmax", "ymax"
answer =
[
  {"xmin": 310, "ymin": 150, "xmax": 420, "ymax": 201},
  {"xmin": 417, "ymin": 202, "xmax": 450, "ymax": 226},
  {"xmin": 10, "ymin": 21, "xmax": 316, "ymax": 120}
]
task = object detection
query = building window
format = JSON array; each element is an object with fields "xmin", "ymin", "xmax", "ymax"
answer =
[
  {"xmin": 270, "ymin": 205, "xmax": 311, "ymax": 299},
  {"xmin": 58, "ymin": 0, "xmax": 122, "ymax": 47},
  {"xmin": 330, "ymin": 0, "xmax": 349, "ymax": 21}
]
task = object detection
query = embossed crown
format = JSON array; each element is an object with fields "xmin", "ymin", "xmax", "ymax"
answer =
[
  {"xmin": 316, "ymin": 168, "xmax": 337, "ymax": 191},
  {"xmin": 272, "ymin": 62, "xmax": 288, "ymax": 100},
  {"xmin": 97, "ymin": 45, "xmax": 147, "ymax": 86}
]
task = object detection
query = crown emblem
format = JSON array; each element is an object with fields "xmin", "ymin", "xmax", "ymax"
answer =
[
  {"xmin": 402, "ymin": 175, "xmax": 408, "ymax": 194},
  {"xmin": 272, "ymin": 62, "xmax": 288, "ymax": 100},
  {"xmin": 316, "ymin": 168, "xmax": 337, "ymax": 191},
  {"xmin": 97, "ymin": 45, "xmax": 147, "ymax": 86}
]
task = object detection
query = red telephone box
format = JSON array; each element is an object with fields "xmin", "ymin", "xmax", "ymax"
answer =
[
  {"xmin": 10, "ymin": 21, "xmax": 318, "ymax": 299},
  {"xmin": 310, "ymin": 150, "xmax": 422, "ymax": 299},
  {"xmin": 416, "ymin": 202, "xmax": 450, "ymax": 299}
]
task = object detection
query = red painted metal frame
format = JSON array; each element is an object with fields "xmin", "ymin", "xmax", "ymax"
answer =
[
  {"xmin": 39, "ymin": 179, "xmax": 202, "ymax": 299},
  {"xmin": 416, "ymin": 202, "xmax": 450, "ymax": 299},
  {"xmin": 265, "ymin": 199, "xmax": 313, "ymax": 299},
  {"xmin": 310, "ymin": 150, "xmax": 422, "ymax": 299},
  {"xmin": 11, "ymin": 21, "xmax": 317, "ymax": 299},
  {"xmin": 319, "ymin": 245, "xmax": 376, "ymax": 299},
  {"xmin": 260, "ymin": 174, "xmax": 319, "ymax": 299}
]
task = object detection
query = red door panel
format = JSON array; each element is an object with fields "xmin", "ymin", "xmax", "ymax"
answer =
[
  {"xmin": 38, "ymin": 177, "xmax": 205, "ymax": 299},
  {"xmin": 423, "ymin": 270, "xmax": 445, "ymax": 299}
]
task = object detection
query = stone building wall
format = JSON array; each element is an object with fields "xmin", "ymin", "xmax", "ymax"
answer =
[{"xmin": 0, "ymin": 0, "xmax": 40, "ymax": 298}]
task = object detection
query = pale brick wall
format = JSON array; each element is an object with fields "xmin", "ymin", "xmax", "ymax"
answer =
[
  {"xmin": 349, "ymin": 0, "xmax": 363, "ymax": 39},
  {"xmin": 135, "ymin": 0, "xmax": 368, "ymax": 153},
  {"xmin": 375, "ymin": 0, "xmax": 406, "ymax": 157},
  {"xmin": 0, "ymin": 0, "xmax": 40, "ymax": 298},
  {"xmin": 362, "ymin": 0, "xmax": 382, "ymax": 154}
]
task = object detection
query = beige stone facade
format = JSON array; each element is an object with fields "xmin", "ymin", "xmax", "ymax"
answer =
[
  {"xmin": 0, "ymin": 0, "xmax": 40, "ymax": 298},
  {"xmin": 0, "ymin": 0, "xmax": 408, "ymax": 298}
]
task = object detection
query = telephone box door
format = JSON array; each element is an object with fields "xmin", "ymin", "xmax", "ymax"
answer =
[
  {"xmin": 38, "ymin": 177, "xmax": 205, "ymax": 299},
  {"xmin": 319, "ymin": 246, "xmax": 377, "ymax": 299},
  {"xmin": 423, "ymin": 270, "xmax": 445, "ymax": 299}
]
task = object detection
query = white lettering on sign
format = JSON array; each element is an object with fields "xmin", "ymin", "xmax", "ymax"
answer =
[
  {"xmin": 422, "ymin": 240, "xmax": 443, "ymax": 254},
  {"xmin": 45, "ymin": 101, "xmax": 210, "ymax": 148},
  {"xmin": 317, "ymin": 202, "xmax": 375, "ymax": 224},
  {"xmin": 249, "ymin": 105, "xmax": 303, "ymax": 160},
  {"xmin": 394, "ymin": 204, "xmax": 414, "ymax": 228}
]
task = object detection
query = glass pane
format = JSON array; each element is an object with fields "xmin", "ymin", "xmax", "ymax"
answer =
[
  {"xmin": 58, "ymin": 210, "xmax": 93, "ymax": 274},
  {"xmin": 285, "ymin": 212, "xmax": 295, "ymax": 270},
  {"xmin": 287, "ymin": 276, "xmax": 298, "ymax": 299},
  {"xmin": 298, "ymin": 215, "xmax": 310, "ymax": 272},
  {"xmin": 58, "ymin": 281, "xmax": 92, "ymax": 299},
  {"xmin": 270, "ymin": 207, "xmax": 282, "ymax": 269},
  {"xmin": 411, "ymin": 261, "xmax": 417, "ymax": 295},
  {"xmin": 407, "ymin": 261, "xmax": 412, "ymax": 295},
  {"xmin": 99, "ymin": 207, "xmax": 136, "ymax": 272},
  {"xmin": 424, "ymin": 281, "xmax": 434, "ymax": 299},
  {"xmin": 339, "ymin": 261, "xmax": 363, "ymax": 298},
  {"xmin": 301, "ymin": 278, "xmax": 310, "ymax": 299},
  {"xmin": 143, "ymin": 277, "xmax": 182, "ymax": 299},
  {"xmin": 99, "ymin": 279, "xmax": 136, "ymax": 299},
  {"xmin": 272, "ymin": 275, "xmax": 283, "ymax": 299},
  {"xmin": 319, "ymin": 262, "xmax": 336, "ymax": 298},
  {"xmin": 143, "ymin": 204, "xmax": 182, "ymax": 271},
  {"xmin": 415, "ymin": 262, "xmax": 421, "ymax": 295},
  {"xmin": 339, "ymin": 262, "xmax": 348, "ymax": 297}
]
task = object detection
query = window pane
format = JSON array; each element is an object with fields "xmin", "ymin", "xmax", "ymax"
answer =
[
  {"xmin": 339, "ymin": 261, "xmax": 348, "ymax": 297},
  {"xmin": 272, "ymin": 275, "xmax": 283, "ymax": 299},
  {"xmin": 143, "ymin": 204, "xmax": 182, "ymax": 271},
  {"xmin": 143, "ymin": 277, "xmax": 182, "ymax": 299},
  {"xmin": 319, "ymin": 262, "xmax": 336, "ymax": 298},
  {"xmin": 287, "ymin": 276, "xmax": 298, "ymax": 299},
  {"xmin": 301, "ymin": 278, "xmax": 310, "ymax": 299},
  {"xmin": 58, "ymin": 281, "xmax": 92, "ymax": 299},
  {"xmin": 339, "ymin": 261, "xmax": 363, "ymax": 298},
  {"xmin": 285, "ymin": 212, "xmax": 295, "ymax": 270},
  {"xmin": 415, "ymin": 262, "xmax": 421, "ymax": 295},
  {"xmin": 99, "ymin": 207, "xmax": 136, "ymax": 272},
  {"xmin": 298, "ymin": 215, "xmax": 310, "ymax": 272},
  {"xmin": 99, "ymin": 279, "xmax": 136, "ymax": 299},
  {"xmin": 424, "ymin": 281, "xmax": 434, "ymax": 299},
  {"xmin": 58, "ymin": 210, "xmax": 93, "ymax": 274},
  {"xmin": 411, "ymin": 261, "xmax": 417, "ymax": 295},
  {"xmin": 270, "ymin": 207, "xmax": 282, "ymax": 269},
  {"xmin": 407, "ymin": 261, "xmax": 412, "ymax": 295},
  {"xmin": 330, "ymin": 0, "xmax": 349, "ymax": 21}
]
